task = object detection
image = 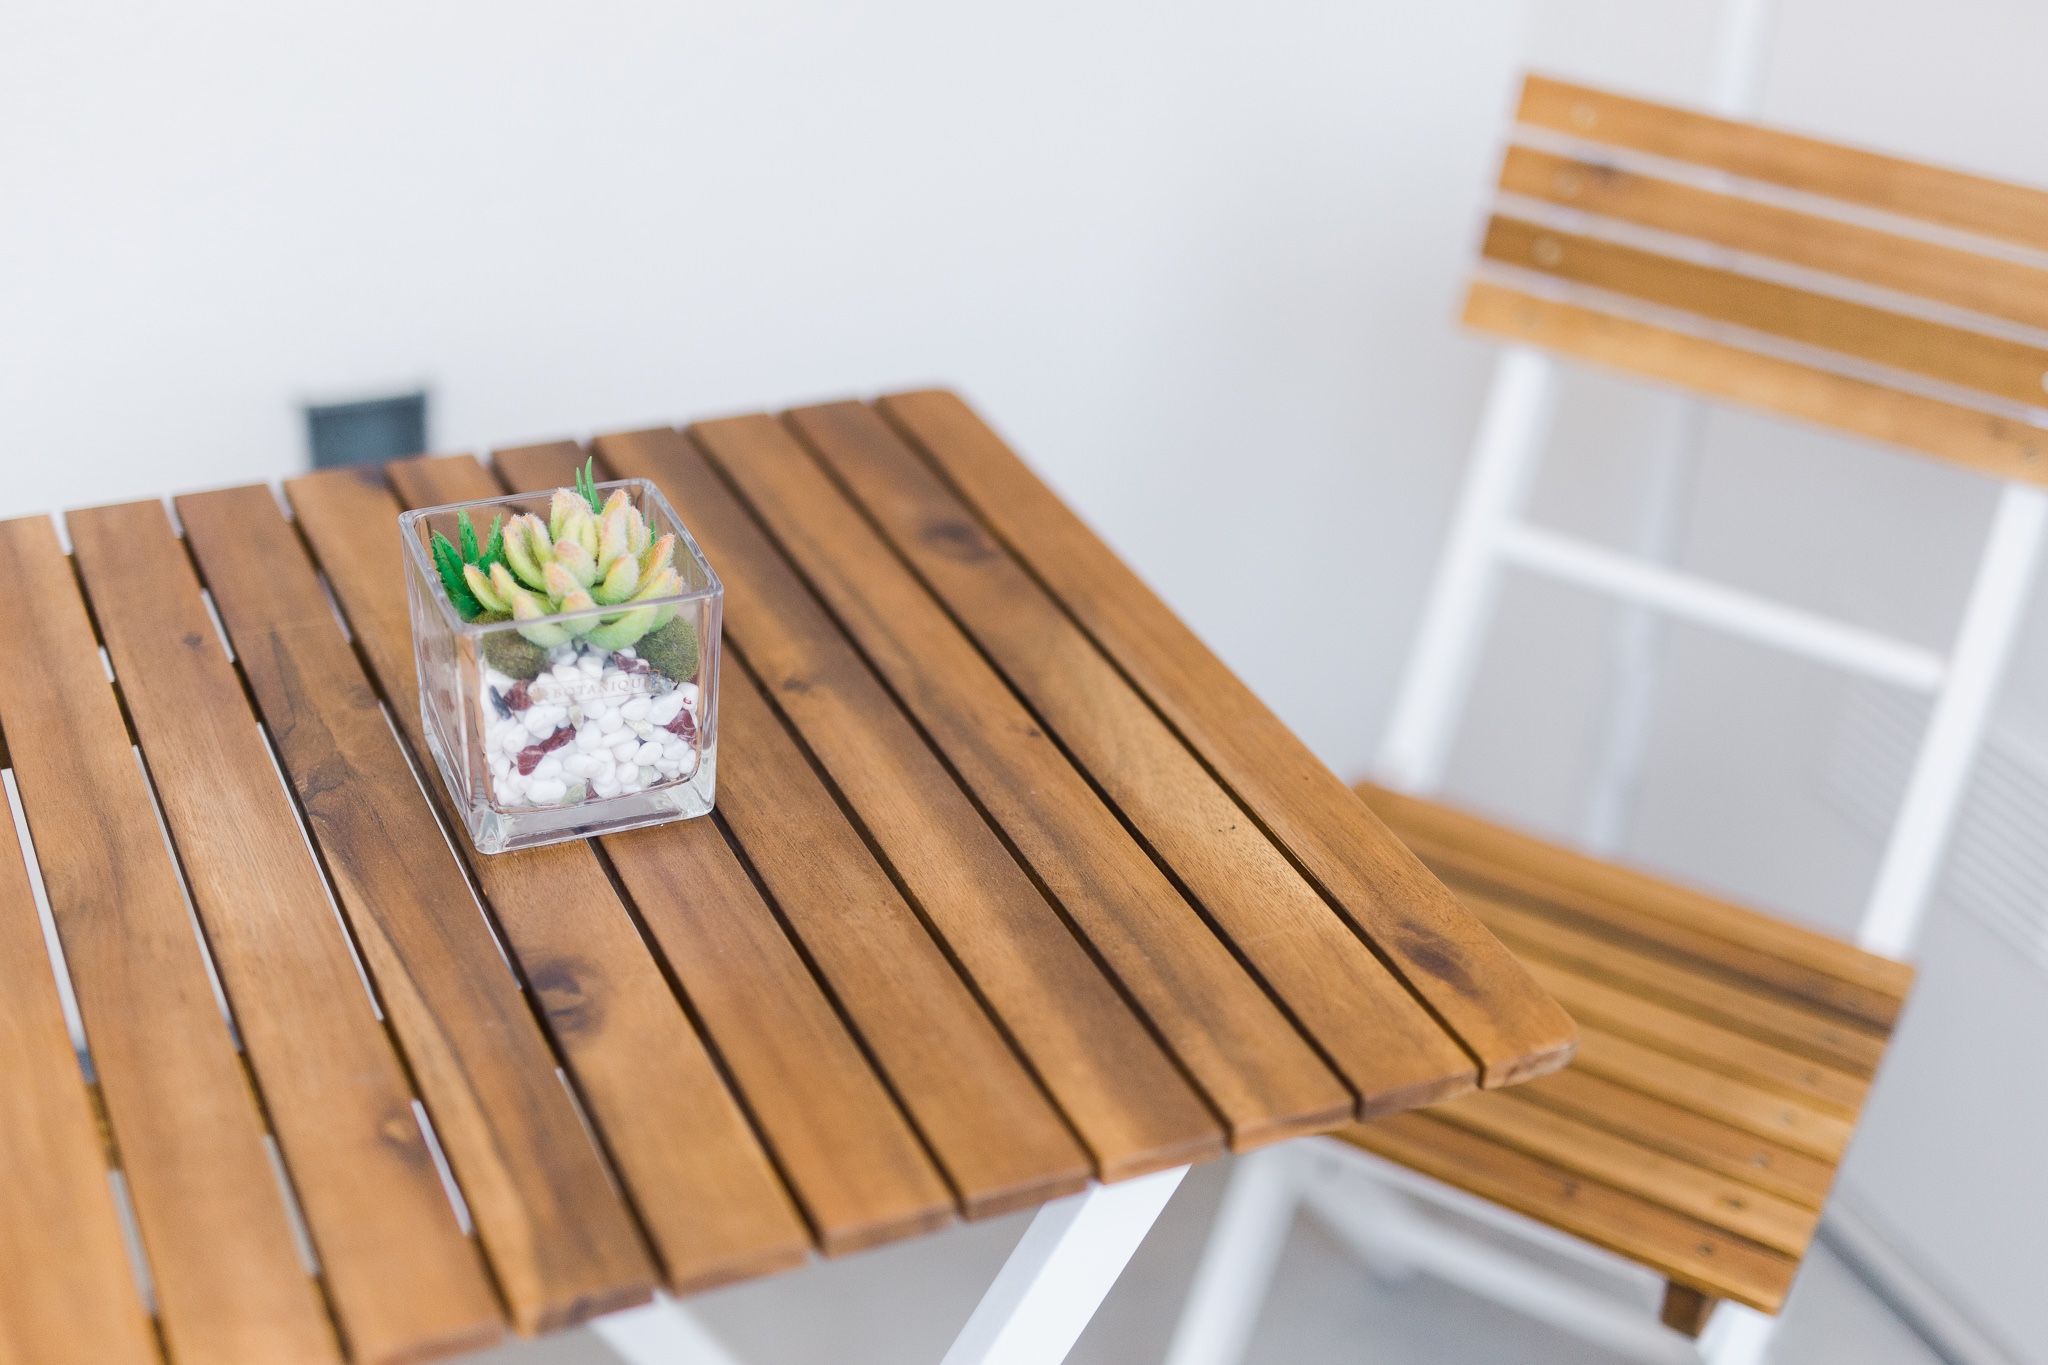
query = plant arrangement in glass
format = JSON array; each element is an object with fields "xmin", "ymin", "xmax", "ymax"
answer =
[{"xmin": 401, "ymin": 462, "xmax": 721, "ymax": 853}]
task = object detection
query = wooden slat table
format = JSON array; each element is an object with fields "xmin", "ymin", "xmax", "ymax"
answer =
[{"xmin": 0, "ymin": 391, "xmax": 1572, "ymax": 1365}]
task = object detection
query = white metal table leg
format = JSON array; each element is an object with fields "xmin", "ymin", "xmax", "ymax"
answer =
[
  {"xmin": 1163, "ymin": 1148, "xmax": 1302, "ymax": 1365},
  {"xmin": 592, "ymin": 1292, "xmax": 747, "ymax": 1365},
  {"xmin": 1697, "ymin": 1301, "xmax": 1777, "ymax": 1365},
  {"xmin": 942, "ymin": 1165, "xmax": 1188, "ymax": 1365}
]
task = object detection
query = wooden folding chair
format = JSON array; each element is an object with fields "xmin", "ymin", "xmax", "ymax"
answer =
[{"xmin": 1170, "ymin": 71, "xmax": 2048, "ymax": 1365}]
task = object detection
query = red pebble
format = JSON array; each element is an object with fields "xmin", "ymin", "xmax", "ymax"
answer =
[
  {"xmin": 541, "ymin": 725, "xmax": 576, "ymax": 753},
  {"xmin": 515, "ymin": 745, "xmax": 545, "ymax": 775},
  {"xmin": 504, "ymin": 679, "xmax": 533, "ymax": 711},
  {"xmin": 663, "ymin": 710, "xmax": 696, "ymax": 742}
]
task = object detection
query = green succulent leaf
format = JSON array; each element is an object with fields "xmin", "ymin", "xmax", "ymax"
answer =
[
  {"xmin": 479, "ymin": 513, "xmax": 506, "ymax": 570},
  {"xmin": 430, "ymin": 530, "xmax": 485, "ymax": 618},
  {"xmin": 457, "ymin": 508, "xmax": 480, "ymax": 561},
  {"xmin": 576, "ymin": 456, "xmax": 604, "ymax": 515}
]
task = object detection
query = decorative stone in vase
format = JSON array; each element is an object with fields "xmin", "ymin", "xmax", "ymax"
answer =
[{"xmin": 400, "ymin": 462, "xmax": 721, "ymax": 853}]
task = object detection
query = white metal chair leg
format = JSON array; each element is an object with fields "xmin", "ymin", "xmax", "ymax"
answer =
[
  {"xmin": 1697, "ymin": 1301, "xmax": 1778, "ymax": 1365},
  {"xmin": 942, "ymin": 1165, "xmax": 1187, "ymax": 1365},
  {"xmin": 593, "ymin": 1293, "xmax": 747, "ymax": 1365},
  {"xmin": 1377, "ymin": 345, "xmax": 1559, "ymax": 792},
  {"xmin": 1163, "ymin": 1148, "xmax": 1303, "ymax": 1365}
]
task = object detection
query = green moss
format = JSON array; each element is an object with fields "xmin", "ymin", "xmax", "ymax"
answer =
[
  {"xmin": 482, "ymin": 630, "xmax": 551, "ymax": 680},
  {"xmin": 638, "ymin": 618, "xmax": 700, "ymax": 683}
]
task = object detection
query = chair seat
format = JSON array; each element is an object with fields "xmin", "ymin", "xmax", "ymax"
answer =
[{"xmin": 1338, "ymin": 783, "xmax": 1913, "ymax": 1316}]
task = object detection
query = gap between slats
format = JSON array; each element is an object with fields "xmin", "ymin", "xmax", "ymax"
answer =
[
  {"xmin": 608, "ymin": 432, "xmax": 1354, "ymax": 1142},
  {"xmin": 761, "ymin": 413, "xmax": 1441, "ymax": 1120},
  {"xmin": 568, "ymin": 440, "xmax": 1237, "ymax": 1170},
  {"xmin": 859, "ymin": 402, "xmax": 1518, "ymax": 1088},
  {"xmin": 475, "ymin": 448, "xmax": 987, "ymax": 1204},
  {"xmin": 288, "ymin": 465, "xmax": 826, "ymax": 1280},
  {"xmin": 0, "ymin": 765, "xmax": 160, "ymax": 1335}
]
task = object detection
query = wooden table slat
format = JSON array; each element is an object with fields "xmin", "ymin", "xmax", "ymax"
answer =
[
  {"xmin": 542, "ymin": 444, "xmax": 1231, "ymax": 1184},
  {"xmin": 787, "ymin": 400, "xmax": 1483, "ymax": 1116},
  {"xmin": 875, "ymin": 390, "xmax": 1578, "ymax": 1087},
  {"xmin": 0, "ymin": 776, "xmax": 160, "ymax": 1365},
  {"xmin": 69, "ymin": 500, "xmax": 505, "ymax": 1364},
  {"xmin": 291, "ymin": 463, "xmax": 814, "ymax": 1294},
  {"xmin": 175, "ymin": 486, "xmax": 656, "ymax": 1335},
  {"xmin": 491, "ymin": 443, "xmax": 1096, "ymax": 1210},
  {"xmin": 594, "ymin": 426, "xmax": 1351, "ymax": 1148},
  {"xmin": 0, "ymin": 515, "xmax": 341, "ymax": 1364},
  {"xmin": 692, "ymin": 415, "xmax": 1365, "ymax": 1141},
  {"xmin": 380, "ymin": 454, "xmax": 957, "ymax": 1256}
]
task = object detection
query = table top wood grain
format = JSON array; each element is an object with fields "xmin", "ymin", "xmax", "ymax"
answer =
[{"xmin": 0, "ymin": 392, "xmax": 1572, "ymax": 1363}]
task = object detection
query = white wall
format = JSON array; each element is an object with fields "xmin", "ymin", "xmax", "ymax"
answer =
[{"xmin": 7, "ymin": 0, "xmax": 2048, "ymax": 1355}]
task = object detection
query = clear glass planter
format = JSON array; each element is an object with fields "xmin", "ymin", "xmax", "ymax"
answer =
[{"xmin": 400, "ymin": 478, "xmax": 721, "ymax": 854}]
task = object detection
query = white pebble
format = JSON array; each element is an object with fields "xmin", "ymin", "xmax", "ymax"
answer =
[
  {"xmin": 621, "ymin": 697, "xmax": 650, "ymax": 722},
  {"xmin": 551, "ymin": 661, "xmax": 581, "ymax": 683},
  {"xmin": 677, "ymin": 682, "xmax": 699, "ymax": 709},
  {"xmin": 574, "ymin": 726, "xmax": 608, "ymax": 751},
  {"xmin": 674, "ymin": 749, "xmax": 699, "ymax": 779},
  {"xmin": 597, "ymin": 711, "xmax": 624, "ymax": 733},
  {"xmin": 632, "ymin": 740, "xmax": 663, "ymax": 766},
  {"xmin": 522, "ymin": 708, "xmax": 559, "ymax": 738},
  {"xmin": 592, "ymin": 775, "xmax": 621, "ymax": 799},
  {"xmin": 655, "ymin": 757, "xmax": 681, "ymax": 778},
  {"xmin": 562, "ymin": 754, "xmax": 591, "ymax": 779},
  {"xmin": 534, "ymin": 756, "xmax": 563, "ymax": 780},
  {"xmin": 499, "ymin": 775, "xmax": 528, "ymax": 803},
  {"xmin": 498, "ymin": 726, "xmax": 529, "ymax": 755},
  {"xmin": 579, "ymin": 654, "xmax": 604, "ymax": 677},
  {"xmin": 648, "ymin": 693, "xmax": 684, "ymax": 725},
  {"xmin": 527, "ymin": 777, "xmax": 567, "ymax": 804},
  {"xmin": 616, "ymin": 764, "xmax": 641, "ymax": 789}
]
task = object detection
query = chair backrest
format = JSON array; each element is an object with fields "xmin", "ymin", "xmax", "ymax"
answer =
[
  {"xmin": 1478, "ymin": 74, "xmax": 2048, "ymax": 480},
  {"xmin": 1378, "ymin": 73, "xmax": 2048, "ymax": 960}
]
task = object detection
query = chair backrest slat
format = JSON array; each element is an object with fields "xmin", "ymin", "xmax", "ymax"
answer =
[
  {"xmin": 1498, "ymin": 145, "xmax": 2048, "ymax": 333},
  {"xmin": 1466, "ymin": 281, "xmax": 2048, "ymax": 483},
  {"xmin": 1517, "ymin": 74, "xmax": 2048, "ymax": 253},
  {"xmin": 1483, "ymin": 215, "xmax": 2048, "ymax": 407},
  {"xmin": 1475, "ymin": 74, "xmax": 2048, "ymax": 489}
]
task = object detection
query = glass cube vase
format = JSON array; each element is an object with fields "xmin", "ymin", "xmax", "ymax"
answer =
[{"xmin": 400, "ymin": 478, "xmax": 722, "ymax": 854}]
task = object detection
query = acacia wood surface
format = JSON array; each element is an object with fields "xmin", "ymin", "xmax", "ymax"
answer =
[
  {"xmin": 1465, "ymin": 283, "xmax": 2048, "ymax": 486},
  {"xmin": 1518, "ymin": 73, "xmax": 2048, "ymax": 253},
  {"xmin": 875, "ymin": 389, "xmax": 1579, "ymax": 1088},
  {"xmin": 69, "ymin": 500, "xmax": 503, "ymax": 1364},
  {"xmin": 0, "ymin": 392, "xmax": 1577, "ymax": 1359},
  {"xmin": 596, "ymin": 423, "xmax": 1353, "ymax": 1148},
  {"xmin": 1498, "ymin": 144, "xmax": 2048, "ymax": 333},
  {"xmin": 0, "ymin": 774, "xmax": 160, "ymax": 1365},
  {"xmin": 177, "ymin": 485, "xmax": 655, "ymax": 1335},
  {"xmin": 1485, "ymin": 75, "xmax": 2048, "ymax": 487},
  {"xmin": 1484, "ymin": 215, "xmax": 2048, "ymax": 411},
  {"xmin": 785, "ymin": 400, "xmax": 1480, "ymax": 1117},
  {"xmin": 1342, "ymin": 782, "xmax": 1909, "ymax": 1312},
  {"xmin": 0, "ymin": 515, "xmax": 342, "ymax": 1364},
  {"xmin": 555, "ymin": 433, "xmax": 1231, "ymax": 1182},
  {"xmin": 294, "ymin": 459, "xmax": 815, "ymax": 1292},
  {"xmin": 389, "ymin": 451, "xmax": 967, "ymax": 1255}
]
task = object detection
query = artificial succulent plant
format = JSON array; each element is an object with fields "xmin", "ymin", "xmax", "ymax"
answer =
[{"xmin": 430, "ymin": 460, "xmax": 699, "ymax": 681}]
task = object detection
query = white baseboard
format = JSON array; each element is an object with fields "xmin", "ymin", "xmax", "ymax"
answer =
[{"xmin": 1822, "ymin": 1196, "xmax": 2028, "ymax": 1365}]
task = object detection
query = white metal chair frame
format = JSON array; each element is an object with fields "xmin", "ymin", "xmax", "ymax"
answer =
[{"xmin": 1167, "ymin": 3, "xmax": 2048, "ymax": 1361}]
